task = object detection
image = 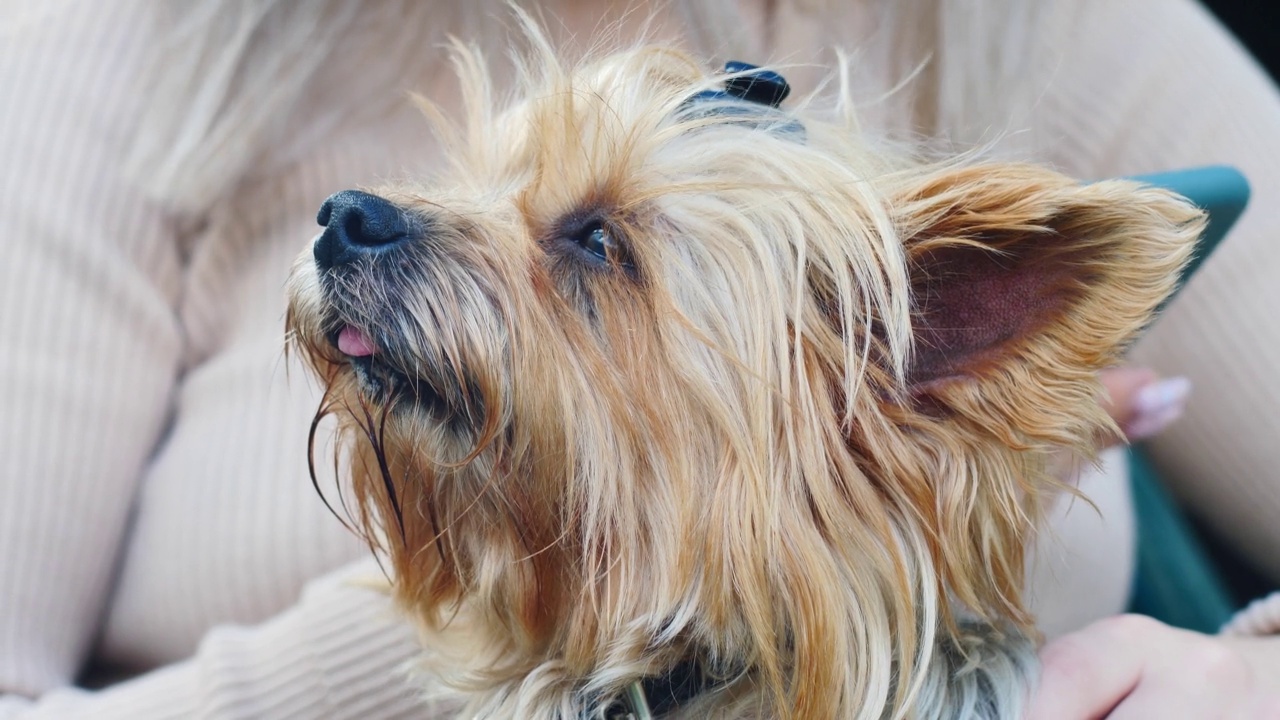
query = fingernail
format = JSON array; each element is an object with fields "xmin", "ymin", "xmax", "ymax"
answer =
[
  {"xmin": 1125, "ymin": 403, "xmax": 1185, "ymax": 441},
  {"xmin": 1125, "ymin": 376, "xmax": 1191, "ymax": 440},
  {"xmin": 1132, "ymin": 376, "xmax": 1192, "ymax": 416}
]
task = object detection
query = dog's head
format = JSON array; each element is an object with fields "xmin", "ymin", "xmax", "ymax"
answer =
[{"xmin": 287, "ymin": 34, "xmax": 1201, "ymax": 718}]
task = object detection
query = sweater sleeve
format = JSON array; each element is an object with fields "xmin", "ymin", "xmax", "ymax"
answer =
[
  {"xmin": 1030, "ymin": 0, "xmax": 1280, "ymax": 585},
  {"xmin": 1222, "ymin": 592, "xmax": 1280, "ymax": 636},
  {"xmin": 0, "ymin": 560, "xmax": 455, "ymax": 720},
  {"xmin": 0, "ymin": 3, "xmax": 183, "ymax": 694}
]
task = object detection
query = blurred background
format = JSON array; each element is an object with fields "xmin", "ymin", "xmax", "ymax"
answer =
[{"xmin": 1204, "ymin": 0, "xmax": 1278, "ymax": 82}]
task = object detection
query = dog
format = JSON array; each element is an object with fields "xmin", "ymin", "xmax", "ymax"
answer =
[{"xmin": 286, "ymin": 28, "xmax": 1202, "ymax": 719}]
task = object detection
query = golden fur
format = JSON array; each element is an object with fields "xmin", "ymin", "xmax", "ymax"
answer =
[{"xmin": 286, "ymin": 25, "xmax": 1202, "ymax": 719}]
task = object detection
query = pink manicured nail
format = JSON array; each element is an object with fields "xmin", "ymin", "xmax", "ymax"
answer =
[{"xmin": 1125, "ymin": 376, "xmax": 1191, "ymax": 440}]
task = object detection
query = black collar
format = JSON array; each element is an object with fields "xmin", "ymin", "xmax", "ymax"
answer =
[{"xmin": 601, "ymin": 658, "xmax": 716, "ymax": 719}]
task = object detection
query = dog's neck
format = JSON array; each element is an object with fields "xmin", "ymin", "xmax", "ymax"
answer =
[{"xmin": 600, "ymin": 658, "xmax": 712, "ymax": 719}]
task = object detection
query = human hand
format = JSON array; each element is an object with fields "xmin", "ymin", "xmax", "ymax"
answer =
[
  {"xmin": 1098, "ymin": 367, "xmax": 1191, "ymax": 447},
  {"xmin": 1027, "ymin": 614, "xmax": 1280, "ymax": 719}
]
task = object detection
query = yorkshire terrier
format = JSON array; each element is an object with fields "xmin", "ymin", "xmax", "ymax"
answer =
[{"xmin": 286, "ymin": 28, "xmax": 1201, "ymax": 720}]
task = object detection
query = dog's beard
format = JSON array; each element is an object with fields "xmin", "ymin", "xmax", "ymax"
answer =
[{"xmin": 284, "ymin": 31, "xmax": 1201, "ymax": 720}]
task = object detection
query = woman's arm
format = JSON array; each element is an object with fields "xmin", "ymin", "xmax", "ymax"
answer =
[
  {"xmin": 0, "ymin": 9, "xmax": 450, "ymax": 717},
  {"xmin": 0, "ymin": 559, "xmax": 449, "ymax": 720},
  {"xmin": 0, "ymin": 3, "xmax": 183, "ymax": 694},
  {"xmin": 1034, "ymin": 0, "xmax": 1280, "ymax": 584}
]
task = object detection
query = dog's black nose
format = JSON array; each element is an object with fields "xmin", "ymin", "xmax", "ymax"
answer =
[{"xmin": 313, "ymin": 190, "xmax": 411, "ymax": 270}]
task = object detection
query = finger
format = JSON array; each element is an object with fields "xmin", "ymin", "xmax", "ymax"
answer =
[
  {"xmin": 1123, "ymin": 376, "xmax": 1191, "ymax": 441},
  {"xmin": 1026, "ymin": 616, "xmax": 1153, "ymax": 720},
  {"xmin": 1104, "ymin": 655, "xmax": 1253, "ymax": 720},
  {"xmin": 1248, "ymin": 693, "xmax": 1280, "ymax": 720},
  {"xmin": 1097, "ymin": 368, "xmax": 1191, "ymax": 443},
  {"xmin": 1103, "ymin": 681, "xmax": 1231, "ymax": 720},
  {"xmin": 1081, "ymin": 622, "xmax": 1253, "ymax": 720},
  {"xmin": 1098, "ymin": 366, "xmax": 1158, "ymax": 426}
]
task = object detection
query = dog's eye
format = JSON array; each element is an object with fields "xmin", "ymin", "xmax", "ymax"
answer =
[
  {"xmin": 580, "ymin": 225, "xmax": 611, "ymax": 259},
  {"xmin": 569, "ymin": 220, "xmax": 629, "ymax": 267}
]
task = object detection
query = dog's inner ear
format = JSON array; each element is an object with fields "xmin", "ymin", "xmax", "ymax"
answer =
[
  {"xmin": 887, "ymin": 164, "xmax": 1195, "ymax": 400},
  {"xmin": 905, "ymin": 237, "xmax": 1078, "ymax": 390}
]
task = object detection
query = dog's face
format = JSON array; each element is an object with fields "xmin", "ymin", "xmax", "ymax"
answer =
[{"xmin": 287, "ymin": 41, "xmax": 1200, "ymax": 718}]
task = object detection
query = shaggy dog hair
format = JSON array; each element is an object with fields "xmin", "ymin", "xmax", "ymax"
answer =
[{"xmin": 286, "ymin": 24, "xmax": 1201, "ymax": 720}]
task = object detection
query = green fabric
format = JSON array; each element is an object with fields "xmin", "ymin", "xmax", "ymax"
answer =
[
  {"xmin": 1126, "ymin": 447, "xmax": 1235, "ymax": 633},
  {"xmin": 1119, "ymin": 168, "xmax": 1249, "ymax": 631}
]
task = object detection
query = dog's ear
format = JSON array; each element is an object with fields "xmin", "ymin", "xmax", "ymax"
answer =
[{"xmin": 890, "ymin": 163, "xmax": 1202, "ymax": 443}]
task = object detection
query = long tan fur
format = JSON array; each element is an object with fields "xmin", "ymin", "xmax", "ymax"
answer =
[{"xmin": 286, "ymin": 22, "xmax": 1201, "ymax": 719}]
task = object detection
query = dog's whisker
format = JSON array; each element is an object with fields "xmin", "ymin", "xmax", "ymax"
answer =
[
  {"xmin": 356, "ymin": 396, "xmax": 407, "ymax": 547},
  {"xmin": 306, "ymin": 391, "xmax": 361, "ymax": 539}
]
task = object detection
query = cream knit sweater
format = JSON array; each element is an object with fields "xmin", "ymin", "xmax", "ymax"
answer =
[{"xmin": 2, "ymin": 1, "xmax": 1279, "ymax": 717}]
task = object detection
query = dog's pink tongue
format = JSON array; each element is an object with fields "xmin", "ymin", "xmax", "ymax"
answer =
[{"xmin": 337, "ymin": 326, "xmax": 376, "ymax": 357}]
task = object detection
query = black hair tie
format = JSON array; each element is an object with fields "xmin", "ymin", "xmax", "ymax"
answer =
[
  {"xmin": 722, "ymin": 61, "xmax": 791, "ymax": 107},
  {"xmin": 680, "ymin": 61, "xmax": 804, "ymax": 137}
]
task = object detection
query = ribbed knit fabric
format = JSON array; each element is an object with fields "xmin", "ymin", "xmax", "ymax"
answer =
[
  {"xmin": 1223, "ymin": 592, "xmax": 1280, "ymax": 637},
  {"xmin": 0, "ymin": 561, "xmax": 450, "ymax": 719},
  {"xmin": 1, "ymin": 0, "xmax": 1278, "ymax": 716},
  {"xmin": 1, "ymin": 1, "xmax": 185, "ymax": 698},
  {"xmin": 0, "ymin": 3, "xmax": 434, "ymax": 716}
]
